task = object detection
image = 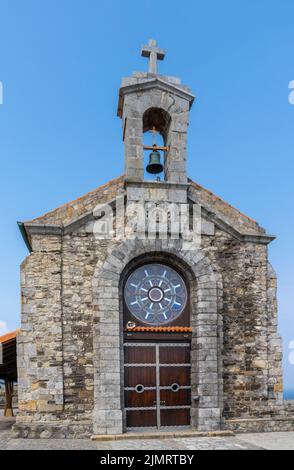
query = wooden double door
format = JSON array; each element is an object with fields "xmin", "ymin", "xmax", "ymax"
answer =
[{"xmin": 124, "ymin": 342, "xmax": 191, "ymax": 430}]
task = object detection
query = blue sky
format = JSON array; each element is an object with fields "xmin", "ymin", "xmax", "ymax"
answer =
[{"xmin": 0, "ymin": 0, "xmax": 293, "ymax": 391}]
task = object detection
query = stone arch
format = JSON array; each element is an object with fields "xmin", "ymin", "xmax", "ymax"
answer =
[
  {"xmin": 143, "ymin": 107, "xmax": 171, "ymax": 143},
  {"xmin": 92, "ymin": 238, "xmax": 223, "ymax": 434}
]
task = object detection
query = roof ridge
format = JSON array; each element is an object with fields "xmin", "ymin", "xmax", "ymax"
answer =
[
  {"xmin": 188, "ymin": 178, "xmax": 259, "ymax": 226},
  {"xmin": 25, "ymin": 175, "xmax": 124, "ymax": 224}
]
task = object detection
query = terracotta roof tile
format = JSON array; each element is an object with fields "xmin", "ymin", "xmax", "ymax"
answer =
[
  {"xmin": 125, "ymin": 326, "xmax": 192, "ymax": 332},
  {"xmin": 0, "ymin": 329, "xmax": 20, "ymax": 344}
]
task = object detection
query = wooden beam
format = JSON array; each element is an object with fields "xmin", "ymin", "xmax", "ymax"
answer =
[
  {"xmin": 4, "ymin": 379, "xmax": 14, "ymax": 417},
  {"xmin": 143, "ymin": 145, "xmax": 169, "ymax": 151}
]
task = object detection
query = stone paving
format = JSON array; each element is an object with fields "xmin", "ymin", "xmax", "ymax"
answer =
[
  {"xmin": 0, "ymin": 433, "xmax": 260, "ymax": 450},
  {"xmin": 1, "ymin": 418, "xmax": 294, "ymax": 450},
  {"xmin": 235, "ymin": 432, "xmax": 294, "ymax": 451}
]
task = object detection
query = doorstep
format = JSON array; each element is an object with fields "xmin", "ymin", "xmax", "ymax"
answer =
[{"xmin": 91, "ymin": 430, "xmax": 235, "ymax": 442}]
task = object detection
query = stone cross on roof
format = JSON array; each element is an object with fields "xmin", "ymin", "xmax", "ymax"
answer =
[{"xmin": 141, "ymin": 39, "xmax": 165, "ymax": 75}]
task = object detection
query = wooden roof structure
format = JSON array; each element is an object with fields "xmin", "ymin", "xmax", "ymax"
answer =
[{"xmin": 0, "ymin": 330, "xmax": 19, "ymax": 382}]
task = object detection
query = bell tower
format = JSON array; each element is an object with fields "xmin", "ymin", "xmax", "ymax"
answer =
[{"xmin": 117, "ymin": 40, "xmax": 195, "ymax": 201}]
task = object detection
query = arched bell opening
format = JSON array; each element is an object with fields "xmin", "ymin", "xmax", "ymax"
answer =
[
  {"xmin": 143, "ymin": 107, "xmax": 171, "ymax": 137},
  {"xmin": 142, "ymin": 107, "xmax": 171, "ymax": 181}
]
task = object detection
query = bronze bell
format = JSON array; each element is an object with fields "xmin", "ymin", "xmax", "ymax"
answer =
[{"xmin": 146, "ymin": 148, "xmax": 164, "ymax": 174}]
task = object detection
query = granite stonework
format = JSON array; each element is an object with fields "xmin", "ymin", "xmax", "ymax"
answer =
[
  {"xmin": 118, "ymin": 70, "xmax": 194, "ymax": 184},
  {"xmin": 15, "ymin": 43, "xmax": 293, "ymax": 437},
  {"xmin": 14, "ymin": 177, "xmax": 294, "ymax": 437}
]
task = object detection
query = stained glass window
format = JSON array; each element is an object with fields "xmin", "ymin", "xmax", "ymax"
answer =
[{"xmin": 124, "ymin": 263, "xmax": 187, "ymax": 326}]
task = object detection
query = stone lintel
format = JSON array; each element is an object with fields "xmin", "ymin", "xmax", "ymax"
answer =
[
  {"xmin": 125, "ymin": 179, "xmax": 189, "ymax": 191},
  {"xmin": 125, "ymin": 180, "xmax": 188, "ymax": 204}
]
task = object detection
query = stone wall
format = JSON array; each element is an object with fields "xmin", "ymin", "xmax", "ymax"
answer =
[
  {"xmin": 225, "ymin": 399, "xmax": 294, "ymax": 433},
  {"xmin": 17, "ymin": 236, "xmax": 63, "ymax": 415},
  {"xmin": 284, "ymin": 400, "xmax": 294, "ymax": 415},
  {"xmin": 15, "ymin": 231, "xmax": 112, "ymax": 438},
  {"xmin": 92, "ymin": 237, "xmax": 223, "ymax": 434},
  {"xmin": 225, "ymin": 416, "xmax": 294, "ymax": 433},
  {"xmin": 15, "ymin": 218, "xmax": 287, "ymax": 437},
  {"xmin": 15, "ymin": 167, "xmax": 289, "ymax": 438}
]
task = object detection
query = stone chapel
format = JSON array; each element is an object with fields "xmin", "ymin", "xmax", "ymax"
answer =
[{"xmin": 15, "ymin": 40, "xmax": 290, "ymax": 438}]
